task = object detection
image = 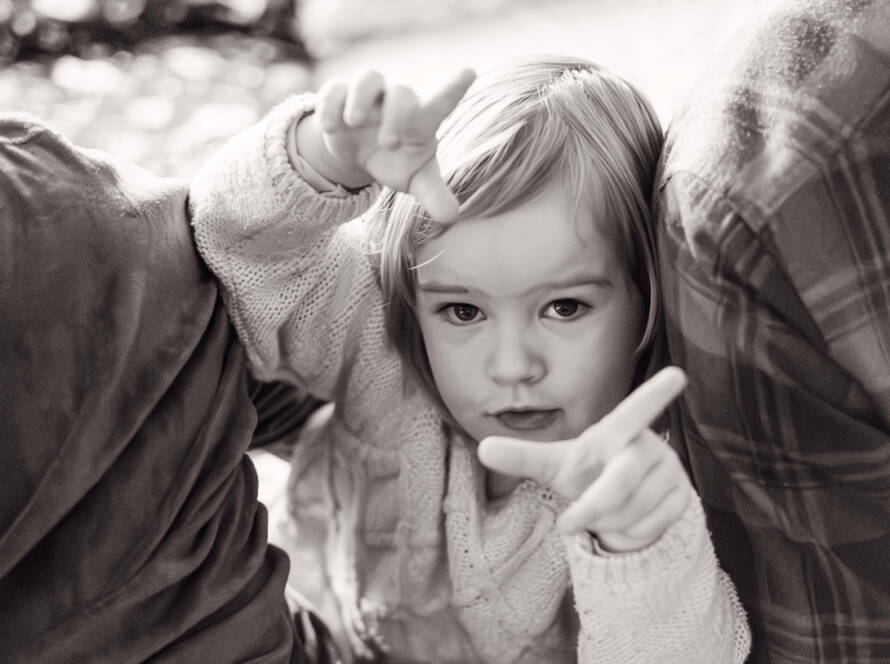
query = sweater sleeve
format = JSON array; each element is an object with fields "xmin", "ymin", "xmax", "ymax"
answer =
[
  {"xmin": 565, "ymin": 493, "xmax": 751, "ymax": 663},
  {"xmin": 189, "ymin": 94, "xmax": 402, "ymax": 417}
]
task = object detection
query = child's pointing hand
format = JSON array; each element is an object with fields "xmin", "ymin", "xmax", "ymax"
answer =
[
  {"xmin": 477, "ymin": 366, "xmax": 692, "ymax": 553},
  {"xmin": 294, "ymin": 67, "xmax": 476, "ymax": 223}
]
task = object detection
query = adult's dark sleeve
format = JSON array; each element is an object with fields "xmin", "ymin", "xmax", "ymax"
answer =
[{"xmin": 0, "ymin": 114, "xmax": 303, "ymax": 664}]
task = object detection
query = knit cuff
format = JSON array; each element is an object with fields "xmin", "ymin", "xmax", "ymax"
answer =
[
  {"xmin": 262, "ymin": 94, "xmax": 380, "ymax": 226},
  {"xmin": 564, "ymin": 492, "xmax": 707, "ymax": 594}
]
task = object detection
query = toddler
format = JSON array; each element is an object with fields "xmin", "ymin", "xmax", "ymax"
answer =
[{"xmin": 190, "ymin": 56, "xmax": 750, "ymax": 663}]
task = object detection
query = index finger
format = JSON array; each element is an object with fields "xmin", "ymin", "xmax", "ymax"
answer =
[
  {"xmin": 594, "ymin": 366, "xmax": 686, "ymax": 451},
  {"xmin": 477, "ymin": 438, "xmax": 576, "ymax": 486},
  {"xmin": 420, "ymin": 68, "xmax": 476, "ymax": 125},
  {"xmin": 409, "ymin": 158, "xmax": 459, "ymax": 222}
]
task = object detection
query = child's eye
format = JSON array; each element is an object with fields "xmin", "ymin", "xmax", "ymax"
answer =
[
  {"xmin": 543, "ymin": 299, "xmax": 588, "ymax": 320},
  {"xmin": 441, "ymin": 303, "xmax": 484, "ymax": 324}
]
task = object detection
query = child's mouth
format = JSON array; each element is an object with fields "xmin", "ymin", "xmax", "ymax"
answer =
[{"xmin": 494, "ymin": 409, "xmax": 560, "ymax": 431}]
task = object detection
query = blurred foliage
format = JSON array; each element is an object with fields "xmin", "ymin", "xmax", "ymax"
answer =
[
  {"xmin": 0, "ymin": 0, "xmax": 309, "ymax": 62},
  {"xmin": 0, "ymin": 0, "xmax": 314, "ymax": 178}
]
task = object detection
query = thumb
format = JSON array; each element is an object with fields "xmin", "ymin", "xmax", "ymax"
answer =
[
  {"xmin": 409, "ymin": 157, "xmax": 459, "ymax": 222},
  {"xmin": 478, "ymin": 437, "xmax": 573, "ymax": 486}
]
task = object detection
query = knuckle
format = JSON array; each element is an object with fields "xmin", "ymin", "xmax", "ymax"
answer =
[
  {"xmin": 626, "ymin": 521, "xmax": 662, "ymax": 542},
  {"xmin": 563, "ymin": 448, "xmax": 602, "ymax": 489},
  {"xmin": 355, "ymin": 67, "xmax": 381, "ymax": 83},
  {"xmin": 318, "ymin": 84, "xmax": 343, "ymax": 109},
  {"xmin": 390, "ymin": 85, "xmax": 419, "ymax": 109},
  {"xmin": 637, "ymin": 428, "xmax": 662, "ymax": 449},
  {"xmin": 611, "ymin": 460, "xmax": 639, "ymax": 487},
  {"xmin": 661, "ymin": 485, "xmax": 690, "ymax": 518},
  {"xmin": 675, "ymin": 481, "xmax": 692, "ymax": 508},
  {"xmin": 352, "ymin": 72, "xmax": 383, "ymax": 100}
]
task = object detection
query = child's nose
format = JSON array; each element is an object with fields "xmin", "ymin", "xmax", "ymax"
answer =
[{"xmin": 486, "ymin": 328, "xmax": 545, "ymax": 386}]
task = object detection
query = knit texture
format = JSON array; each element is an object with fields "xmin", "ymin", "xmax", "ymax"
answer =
[{"xmin": 190, "ymin": 93, "xmax": 750, "ymax": 664}]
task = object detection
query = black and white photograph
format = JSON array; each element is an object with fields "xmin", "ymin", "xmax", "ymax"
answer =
[{"xmin": 2, "ymin": 0, "xmax": 888, "ymax": 662}]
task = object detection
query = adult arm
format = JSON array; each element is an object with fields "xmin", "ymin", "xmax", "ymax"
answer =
[
  {"xmin": 0, "ymin": 113, "xmax": 296, "ymax": 663},
  {"xmin": 655, "ymin": 3, "xmax": 890, "ymax": 657}
]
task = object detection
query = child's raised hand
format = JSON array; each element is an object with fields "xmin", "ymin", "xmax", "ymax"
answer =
[
  {"xmin": 307, "ymin": 67, "xmax": 475, "ymax": 222},
  {"xmin": 477, "ymin": 367, "xmax": 692, "ymax": 553}
]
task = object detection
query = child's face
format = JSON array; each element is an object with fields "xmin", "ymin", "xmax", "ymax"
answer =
[{"xmin": 414, "ymin": 182, "xmax": 645, "ymax": 444}]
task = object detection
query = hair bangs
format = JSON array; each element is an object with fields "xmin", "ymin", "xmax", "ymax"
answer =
[{"xmin": 446, "ymin": 109, "xmax": 569, "ymax": 219}]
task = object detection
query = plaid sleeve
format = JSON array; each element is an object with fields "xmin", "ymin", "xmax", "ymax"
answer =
[{"xmin": 655, "ymin": 4, "xmax": 890, "ymax": 661}]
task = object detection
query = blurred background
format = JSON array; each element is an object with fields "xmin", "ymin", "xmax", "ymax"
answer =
[{"xmin": 0, "ymin": 0, "xmax": 779, "ymax": 178}]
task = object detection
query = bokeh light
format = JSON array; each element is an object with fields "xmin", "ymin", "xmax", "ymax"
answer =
[{"xmin": 1, "ymin": 0, "xmax": 777, "ymax": 177}]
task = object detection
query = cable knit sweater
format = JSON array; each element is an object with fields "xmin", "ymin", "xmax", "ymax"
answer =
[{"xmin": 190, "ymin": 94, "xmax": 751, "ymax": 664}]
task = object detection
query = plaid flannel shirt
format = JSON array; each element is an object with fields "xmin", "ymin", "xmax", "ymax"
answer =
[{"xmin": 655, "ymin": 1, "xmax": 890, "ymax": 662}]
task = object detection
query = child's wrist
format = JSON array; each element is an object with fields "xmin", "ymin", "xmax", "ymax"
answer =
[
  {"xmin": 588, "ymin": 532, "xmax": 629, "ymax": 556},
  {"xmin": 590, "ymin": 530, "xmax": 657, "ymax": 555},
  {"xmin": 291, "ymin": 112, "xmax": 372, "ymax": 190}
]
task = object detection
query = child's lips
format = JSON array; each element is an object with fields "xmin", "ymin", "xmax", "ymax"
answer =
[{"xmin": 494, "ymin": 409, "xmax": 561, "ymax": 431}]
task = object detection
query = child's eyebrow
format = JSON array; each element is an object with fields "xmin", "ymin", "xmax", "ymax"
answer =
[
  {"xmin": 417, "ymin": 274, "xmax": 612, "ymax": 296},
  {"xmin": 535, "ymin": 274, "xmax": 613, "ymax": 292},
  {"xmin": 417, "ymin": 282, "xmax": 470, "ymax": 294}
]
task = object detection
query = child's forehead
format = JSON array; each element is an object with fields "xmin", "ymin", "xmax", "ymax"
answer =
[
  {"xmin": 414, "ymin": 189, "xmax": 623, "ymax": 295},
  {"xmin": 428, "ymin": 179, "xmax": 612, "ymax": 250}
]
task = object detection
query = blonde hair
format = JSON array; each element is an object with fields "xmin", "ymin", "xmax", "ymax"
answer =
[{"xmin": 371, "ymin": 55, "xmax": 664, "ymax": 402}]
